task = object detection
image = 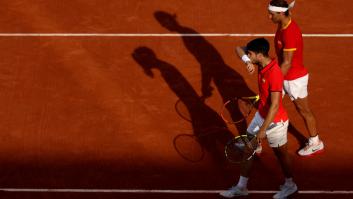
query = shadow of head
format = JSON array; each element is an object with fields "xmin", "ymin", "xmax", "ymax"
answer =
[
  {"xmin": 154, "ymin": 11, "xmax": 180, "ymax": 31},
  {"xmin": 132, "ymin": 47, "xmax": 158, "ymax": 77}
]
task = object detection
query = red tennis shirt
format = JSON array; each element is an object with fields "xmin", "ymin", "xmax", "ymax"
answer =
[
  {"xmin": 258, "ymin": 59, "xmax": 288, "ymax": 122},
  {"xmin": 274, "ymin": 19, "xmax": 308, "ymax": 80}
]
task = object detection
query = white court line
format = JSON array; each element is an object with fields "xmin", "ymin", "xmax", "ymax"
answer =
[
  {"xmin": 0, "ymin": 188, "xmax": 353, "ymax": 194},
  {"xmin": 0, "ymin": 33, "xmax": 353, "ymax": 37}
]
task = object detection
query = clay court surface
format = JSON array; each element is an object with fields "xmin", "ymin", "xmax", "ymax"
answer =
[{"xmin": 0, "ymin": 0, "xmax": 353, "ymax": 198}]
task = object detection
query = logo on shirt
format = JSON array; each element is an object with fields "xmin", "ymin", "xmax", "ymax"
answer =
[{"xmin": 262, "ymin": 78, "xmax": 266, "ymax": 83}]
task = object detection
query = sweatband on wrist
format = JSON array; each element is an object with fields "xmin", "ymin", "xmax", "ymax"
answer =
[{"xmin": 241, "ymin": 55, "xmax": 251, "ymax": 63}]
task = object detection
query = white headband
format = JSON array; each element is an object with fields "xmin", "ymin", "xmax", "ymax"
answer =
[{"xmin": 268, "ymin": 1, "xmax": 295, "ymax": 12}]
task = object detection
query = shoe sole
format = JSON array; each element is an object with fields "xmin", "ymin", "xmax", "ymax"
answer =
[
  {"xmin": 274, "ymin": 189, "xmax": 298, "ymax": 199},
  {"xmin": 298, "ymin": 148, "xmax": 324, "ymax": 157},
  {"xmin": 219, "ymin": 193, "xmax": 248, "ymax": 198},
  {"xmin": 273, "ymin": 184, "xmax": 298, "ymax": 199}
]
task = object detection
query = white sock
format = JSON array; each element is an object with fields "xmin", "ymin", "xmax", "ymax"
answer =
[
  {"xmin": 285, "ymin": 177, "xmax": 294, "ymax": 185},
  {"xmin": 310, "ymin": 135, "xmax": 320, "ymax": 144},
  {"xmin": 236, "ymin": 176, "xmax": 248, "ymax": 189}
]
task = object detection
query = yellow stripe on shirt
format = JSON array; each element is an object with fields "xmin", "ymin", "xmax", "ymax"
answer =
[
  {"xmin": 282, "ymin": 19, "xmax": 292, "ymax": 30},
  {"xmin": 283, "ymin": 48, "xmax": 297, "ymax": 51}
]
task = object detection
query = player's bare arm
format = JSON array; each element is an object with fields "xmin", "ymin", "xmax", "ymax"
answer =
[
  {"xmin": 235, "ymin": 46, "xmax": 247, "ymax": 58},
  {"xmin": 235, "ymin": 46, "xmax": 255, "ymax": 74},
  {"xmin": 281, "ymin": 50, "xmax": 294, "ymax": 75},
  {"xmin": 258, "ymin": 91, "xmax": 281, "ymax": 140}
]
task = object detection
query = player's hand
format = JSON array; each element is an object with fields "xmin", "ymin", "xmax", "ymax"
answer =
[
  {"xmin": 257, "ymin": 129, "xmax": 266, "ymax": 142},
  {"xmin": 246, "ymin": 62, "xmax": 255, "ymax": 74}
]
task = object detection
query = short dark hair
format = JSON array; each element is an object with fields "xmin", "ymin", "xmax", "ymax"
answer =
[
  {"xmin": 270, "ymin": 0, "xmax": 290, "ymax": 16},
  {"xmin": 246, "ymin": 38, "xmax": 270, "ymax": 57}
]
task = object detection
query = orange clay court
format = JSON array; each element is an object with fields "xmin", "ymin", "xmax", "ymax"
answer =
[{"xmin": 0, "ymin": 0, "xmax": 353, "ymax": 198}]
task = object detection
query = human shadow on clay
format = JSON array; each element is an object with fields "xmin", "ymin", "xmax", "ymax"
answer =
[
  {"xmin": 288, "ymin": 123, "xmax": 307, "ymax": 149},
  {"xmin": 154, "ymin": 11, "xmax": 255, "ymax": 134},
  {"xmin": 154, "ymin": 11, "xmax": 307, "ymax": 148},
  {"xmin": 132, "ymin": 46, "xmax": 234, "ymax": 164}
]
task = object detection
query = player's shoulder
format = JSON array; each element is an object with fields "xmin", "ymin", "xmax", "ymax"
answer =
[
  {"xmin": 268, "ymin": 60, "xmax": 283, "ymax": 77},
  {"xmin": 287, "ymin": 20, "xmax": 302, "ymax": 33},
  {"xmin": 269, "ymin": 59, "xmax": 280, "ymax": 69},
  {"xmin": 264, "ymin": 60, "xmax": 280, "ymax": 73}
]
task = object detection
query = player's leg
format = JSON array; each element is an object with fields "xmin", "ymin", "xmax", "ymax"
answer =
[
  {"xmin": 293, "ymin": 96, "xmax": 318, "ymax": 137},
  {"xmin": 266, "ymin": 120, "xmax": 297, "ymax": 199},
  {"xmin": 284, "ymin": 75, "xmax": 324, "ymax": 156},
  {"xmin": 272, "ymin": 143, "xmax": 298, "ymax": 199},
  {"xmin": 219, "ymin": 152, "xmax": 253, "ymax": 198},
  {"xmin": 295, "ymin": 97, "xmax": 324, "ymax": 156},
  {"xmin": 219, "ymin": 113, "xmax": 262, "ymax": 198},
  {"xmin": 273, "ymin": 143, "xmax": 292, "ymax": 179}
]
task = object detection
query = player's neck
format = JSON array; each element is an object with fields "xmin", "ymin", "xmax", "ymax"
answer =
[
  {"xmin": 260, "ymin": 57, "xmax": 272, "ymax": 68},
  {"xmin": 281, "ymin": 17, "xmax": 291, "ymax": 29}
]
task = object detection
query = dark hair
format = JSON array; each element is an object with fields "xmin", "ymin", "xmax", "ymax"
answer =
[
  {"xmin": 246, "ymin": 38, "xmax": 270, "ymax": 57},
  {"xmin": 270, "ymin": 0, "xmax": 290, "ymax": 16}
]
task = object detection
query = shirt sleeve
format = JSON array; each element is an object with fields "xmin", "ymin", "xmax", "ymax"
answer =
[
  {"xmin": 283, "ymin": 29, "xmax": 297, "ymax": 51},
  {"xmin": 269, "ymin": 69, "xmax": 283, "ymax": 92}
]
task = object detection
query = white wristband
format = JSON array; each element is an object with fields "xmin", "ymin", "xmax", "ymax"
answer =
[{"xmin": 241, "ymin": 55, "xmax": 251, "ymax": 63}]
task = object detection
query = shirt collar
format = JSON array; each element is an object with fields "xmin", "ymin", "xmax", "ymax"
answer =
[
  {"xmin": 260, "ymin": 59, "xmax": 277, "ymax": 75},
  {"xmin": 282, "ymin": 18, "xmax": 292, "ymax": 30}
]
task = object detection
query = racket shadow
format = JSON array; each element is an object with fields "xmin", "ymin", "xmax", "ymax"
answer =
[
  {"xmin": 173, "ymin": 126, "xmax": 230, "ymax": 163},
  {"xmin": 132, "ymin": 47, "xmax": 234, "ymax": 164},
  {"xmin": 174, "ymin": 99, "xmax": 192, "ymax": 123},
  {"xmin": 173, "ymin": 133, "xmax": 205, "ymax": 162},
  {"xmin": 171, "ymin": 105, "xmax": 235, "ymax": 163}
]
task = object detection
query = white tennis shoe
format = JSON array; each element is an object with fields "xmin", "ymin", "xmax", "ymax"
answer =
[
  {"xmin": 273, "ymin": 182, "xmax": 298, "ymax": 199},
  {"xmin": 219, "ymin": 186, "xmax": 248, "ymax": 198},
  {"xmin": 298, "ymin": 138, "xmax": 324, "ymax": 156}
]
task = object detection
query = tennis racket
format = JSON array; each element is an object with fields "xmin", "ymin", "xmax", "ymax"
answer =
[
  {"xmin": 224, "ymin": 133, "xmax": 258, "ymax": 164},
  {"xmin": 220, "ymin": 95, "xmax": 260, "ymax": 124}
]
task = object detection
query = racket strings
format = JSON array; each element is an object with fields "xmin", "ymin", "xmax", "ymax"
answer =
[{"xmin": 225, "ymin": 135, "xmax": 258, "ymax": 163}]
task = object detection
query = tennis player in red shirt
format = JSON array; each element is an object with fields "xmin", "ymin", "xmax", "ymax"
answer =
[
  {"xmin": 268, "ymin": 0, "xmax": 324, "ymax": 156},
  {"xmin": 220, "ymin": 38, "xmax": 297, "ymax": 199}
]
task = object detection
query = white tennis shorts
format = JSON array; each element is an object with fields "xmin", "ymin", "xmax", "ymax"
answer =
[
  {"xmin": 247, "ymin": 112, "xmax": 289, "ymax": 148},
  {"xmin": 283, "ymin": 74, "xmax": 309, "ymax": 101}
]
